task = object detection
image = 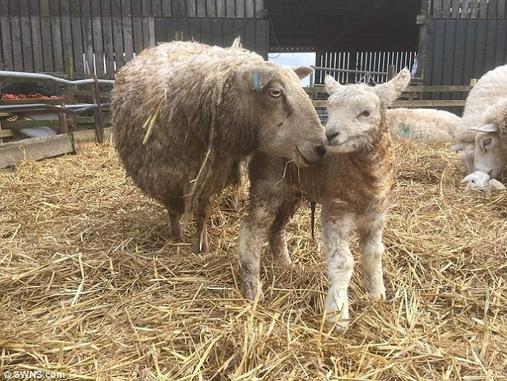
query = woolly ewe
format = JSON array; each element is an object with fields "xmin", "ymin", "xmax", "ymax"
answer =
[{"xmin": 112, "ymin": 41, "xmax": 326, "ymax": 253}]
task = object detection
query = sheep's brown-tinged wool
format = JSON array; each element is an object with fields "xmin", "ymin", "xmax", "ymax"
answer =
[{"xmin": 112, "ymin": 40, "xmax": 325, "ymax": 252}]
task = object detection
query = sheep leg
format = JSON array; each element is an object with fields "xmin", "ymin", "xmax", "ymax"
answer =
[
  {"xmin": 321, "ymin": 207, "xmax": 354, "ymax": 331},
  {"xmin": 193, "ymin": 200, "xmax": 209, "ymax": 254},
  {"xmin": 268, "ymin": 197, "xmax": 299, "ymax": 264},
  {"xmin": 165, "ymin": 197, "xmax": 184, "ymax": 240},
  {"xmin": 358, "ymin": 213, "xmax": 386, "ymax": 300},
  {"xmin": 239, "ymin": 197, "xmax": 282, "ymax": 300}
]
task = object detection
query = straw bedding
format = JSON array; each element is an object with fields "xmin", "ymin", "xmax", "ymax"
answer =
[{"xmin": 0, "ymin": 140, "xmax": 506, "ymax": 380}]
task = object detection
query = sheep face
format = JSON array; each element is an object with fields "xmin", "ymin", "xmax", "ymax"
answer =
[
  {"xmin": 473, "ymin": 132, "xmax": 507, "ymax": 178},
  {"xmin": 323, "ymin": 69, "xmax": 411, "ymax": 153},
  {"xmin": 236, "ymin": 65, "xmax": 326, "ymax": 166}
]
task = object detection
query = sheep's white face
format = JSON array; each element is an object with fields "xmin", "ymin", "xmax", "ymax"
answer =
[
  {"xmin": 473, "ymin": 132, "xmax": 507, "ymax": 178},
  {"xmin": 325, "ymin": 86, "xmax": 381, "ymax": 153},
  {"xmin": 323, "ymin": 69, "xmax": 411, "ymax": 153}
]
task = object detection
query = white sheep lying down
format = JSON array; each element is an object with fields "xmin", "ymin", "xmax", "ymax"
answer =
[
  {"xmin": 388, "ymin": 108, "xmax": 460, "ymax": 143},
  {"xmin": 453, "ymin": 65, "xmax": 507, "ymax": 188}
]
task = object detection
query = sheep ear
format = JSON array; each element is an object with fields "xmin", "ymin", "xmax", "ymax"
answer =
[
  {"xmin": 471, "ymin": 123, "xmax": 497, "ymax": 133},
  {"xmin": 374, "ymin": 68, "xmax": 411, "ymax": 107},
  {"xmin": 293, "ymin": 66, "xmax": 313, "ymax": 80},
  {"xmin": 243, "ymin": 69, "xmax": 274, "ymax": 92},
  {"xmin": 324, "ymin": 74, "xmax": 341, "ymax": 94},
  {"xmin": 231, "ymin": 37, "xmax": 242, "ymax": 49}
]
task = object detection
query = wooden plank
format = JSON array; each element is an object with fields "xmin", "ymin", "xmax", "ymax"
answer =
[
  {"xmin": 432, "ymin": 0, "xmax": 443, "ymax": 17},
  {"xmin": 486, "ymin": 0, "xmax": 497, "ymax": 18},
  {"xmin": 474, "ymin": 19, "xmax": 488, "ymax": 77},
  {"xmin": 442, "ymin": 19, "xmax": 455, "ymax": 100},
  {"xmin": 68, "ymin": 0, "xmax": 84, "ymax": 75},
  {"xmin": 206, "ymin": 0, "xmax": 216, "ymax": 16},
  {"xmin": 9, "ymin": 0, "xmax": 24, "ymax": 71},
  {"xmin": 121, "ymin": 0, "xmax": 134, "ymax": 62},
  {"xmin": 152, "ymin": 0, "xmax": 162, "ymax": 16},
  {"xmin": 20, "ymin": 0, "xmax": 34, "ymax": 72},
  {"xmin": 0, "ymin": 129, "xmax": 14, "ymax": 139},
  {"xmin": 0, "ymin": 0, "xmax": 14, "ymax": 70},
  {"xmin": 29, "ymin": 0, "xmax": 44, "ymax": 72},
  {"xmin": 39, "ymin": 1, "xmax": 54, "ymax": 71},
  {"xmin": 245, "ymin": 0, "xmax": 254, "ymax": 17},
  {"xmin": 0, "ymin": 134, "xmax": 75, "ymax": 168},
  {"xmin": 243, "ymin": 17, "xmax": 255, "ymax": 52},
  {"xmin": 60, "ymin": 0, "xmax": 74, "ymax": 75},
  {"xmin": 131, "ymin": 1, "xmax": 144, "ymax": 53},
  {"xmin": 73, "ymin": 127, "xmax": 112, "ymax": 144},
  {"xmin": 254, "ymin": 0, "xmax": 262, "ymax": 17},
  {"xmin": 255, "ymin": 19, "xmax": 267, "ymax": 59},
  {"xmin": 80, "ymin": 0, "xmax": 94, "ymax": 75},
  {"xmin": 431, "ymin": 19, "xmax": 445, "ymax": 91},
  {"xmin": 452, "ymin": 18, "xmax": 468, "ymax": 89},
  {"xmin": 463, "ymin": 19, "xmax": 477, "ymax": 84},
  {"xmin": 479, "ymin": 0, "xmax": 488, "ymax": 18},
  {"xmin": 211, "ymin": 18, "xmax": 222, "ymax": 46},
  {"xmin": 226, "ymin": 0, "xmax": 235, "ymax": 17},
  {"xmin": 186, "ymin": 0, "xmax": 196, "ymax": 16},
  {"xmin": 141, "ymin": 0, "xmax": 153, "ymax": 16},
  {"xmin": 495, "ymin": 20, "xmax": 507, "ymax": 65},
  {"xmin": 199, "ymin": 18, "xmax": 212, "ymax": 45},
  {"xmin": 484, "ymin": 19, "xmax": 497, "ymax": 72},
  {"xmin": 222, "ymin": 18, "xmax": 235, "ymax": 47},
  {"xmin": 197, "ymin": 0, "xmax": 206, "ymax": 16},
  {"xmin": 216, "ymin": 0, "xmax": 226, "ymax": 16},
  {"xmin": 49, "ymin": 0, "xmax": 64, "ymax": 72},
  {"xmin": 442, "ymin": 0, "xmax": 452, "ymax": 17},
  {"xmin": 101, "ymin": 0, "xmax": 115, "ymax": 78},
  {"xmin": 235, "ymin": 0, "xmax": 245, "ymax": 17},
  {"xmin": 161, "ymin": 0, "xmax": 172, "ymax": 16},
  {"xmin": 111, "ymin": 0, "xmax": 125, "ymax": 69},
  {"xmin": 92, "ymin": 12, "xmax": 105, "ymax": 77},
  {"xmin": 173, "ymin": 0, "xmax": 186, "ymax": 15},
  {"xmin": 498, "ymin": 0, "xmax": 507, "ymax": 18}
]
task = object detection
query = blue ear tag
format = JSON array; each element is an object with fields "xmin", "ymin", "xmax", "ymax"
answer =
[
  {"xmin": 251, "ymin": 72, "xmax": 262, "ymax": 92},
  {"xmin": 401, "ymin": 127, "xmax": 412, "ymax": 137}
]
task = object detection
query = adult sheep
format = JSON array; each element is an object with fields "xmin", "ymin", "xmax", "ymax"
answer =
[
  {"xmin": 112, "ymin": 40, "xmax": 326, "ymax": 253},
  {"xmin": 453, "ymin": 65, "xmax": 507, "ymax": 180}
]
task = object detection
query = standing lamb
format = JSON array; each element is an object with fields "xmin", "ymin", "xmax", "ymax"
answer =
[
  {"xmin": 239, "ymin": 69, "xmax": 411, "ymax": 330},
  {"xmin": 112, "ymin": 41, "xmax": 326, "ymax": 253}
]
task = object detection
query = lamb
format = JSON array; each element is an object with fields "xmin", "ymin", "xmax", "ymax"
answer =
[
  {"xmin": 239, "ymin": 69, "xmax": 411, "ymax": 330},
  {"xmin": 112, "ymin": 40, "xmax": 326, "ymax": 253},
  {"xmin": 387, "ymin": 108, "xmax": 460, "ymax": 143}
]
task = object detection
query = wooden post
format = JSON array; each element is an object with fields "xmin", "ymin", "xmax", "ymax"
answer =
[
  {"xmin": 416, "ymin": 0, "xmax": 431, "ymax": 81},
  {"xmin": 175, "ymin": 31, "xmax": 184, "ymax": 41},
  {"xmin": 64, "ymin": 56, "xmax": 76, "ymax": 133},
  {"xmin": 92, "ymin": 75, "xmax": 105, "ymax": 144}
]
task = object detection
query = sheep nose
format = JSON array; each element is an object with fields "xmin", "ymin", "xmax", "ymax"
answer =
[
  {"xmin": 315, "ymin": 144, "xmax": 326, "ymax": 157},
  {"xmin": 326, "ymin": 130, "xmax": 340, "ymax": 142}
]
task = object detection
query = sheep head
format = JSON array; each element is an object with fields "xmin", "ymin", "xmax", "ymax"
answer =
[
  {"xmin": 323, "ymin": 68, "xmax": 411, "ymax": 153},
  {"xmin": 233, "ymin": 64, "xmax": 325, "ymax": 166},
  {"xmin": 472, "ymin": 132, "xmax": 507, "ymax": 178}
]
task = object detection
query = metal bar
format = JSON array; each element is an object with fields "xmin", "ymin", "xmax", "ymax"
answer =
[
  {"xmin": 0, "ymin": 103, "xmax": 110, "ymax": 113},
  {"xmin": 0, "ymin": 70, "xmax": 114, "ymax": 86},
  {"xmin": 311, "ymin": 66, "xmax": 389, "ymax": 76}
]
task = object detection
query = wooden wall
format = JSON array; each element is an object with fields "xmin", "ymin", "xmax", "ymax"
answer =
[{"xmin": 0, "ymin": 0, "xmax": 265, "ymax": 78}]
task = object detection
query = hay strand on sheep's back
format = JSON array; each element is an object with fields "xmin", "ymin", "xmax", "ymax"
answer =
[{"xmin": 0, "ymin": 141, "xmax": 506, "ymax": 380}]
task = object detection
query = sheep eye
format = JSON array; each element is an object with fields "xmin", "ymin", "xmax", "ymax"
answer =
[
  {"xmin": 359, "ymin": 110, "xmax": 371, "ymax": 118},
  {"xmin": 482, "ymin": 138, "xmax": 492, "ymax": 148},
  {"xmin": 269, "ymin": 88, "xmax": 282, "ymax": 98}
]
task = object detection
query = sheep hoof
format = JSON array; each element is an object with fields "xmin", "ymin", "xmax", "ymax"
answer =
[
  {"xmin": 367, "ymin": 290, "xmax": 386, "ymax": 301},
  {"xmin": 241, "ymin": 279, "xmax": 264, "ymax": 301},
  {"xmin": 326, "ymin": 315, "xmax": 350, "ymax": 332}
]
